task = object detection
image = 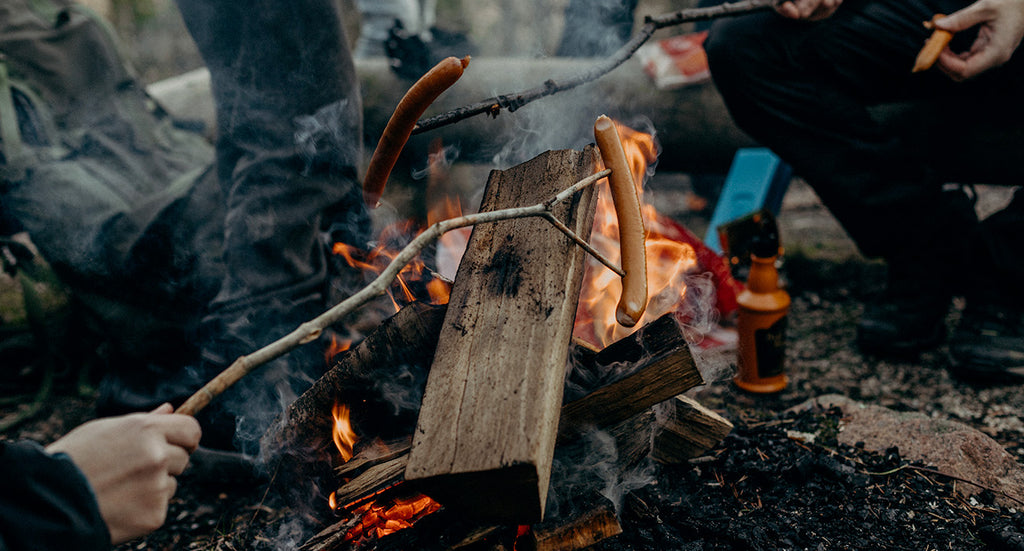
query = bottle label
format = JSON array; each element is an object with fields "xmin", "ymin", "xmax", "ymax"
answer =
[{"xmin": 754, "ymin": 316, "xmax": 787, "ymax": 378}]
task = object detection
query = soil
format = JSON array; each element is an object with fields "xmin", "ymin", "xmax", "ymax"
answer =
[{"xmin": 2, "ymin": 179, "xmax": 1023, "ymax": 551}]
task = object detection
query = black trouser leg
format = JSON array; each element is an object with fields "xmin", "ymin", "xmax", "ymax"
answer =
[
  {"xmin": 705, "ymin": 0, "xmax": 991, "ymax": 290},
  {"xmin": 174, "ymin": 0, "xmax": 366, "ymax": 451}
]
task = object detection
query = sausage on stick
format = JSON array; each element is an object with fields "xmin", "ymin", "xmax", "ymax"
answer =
[
  {"xmin": 593, "ymin": 115, "xmax": 648, "ymax": 327},
  {"xmin": 363, "ymin": 56, "xmax": 471, "ymax": 208},
  {"xmin": 912, "ymin": 15, "xmax": 954, "ymax": 73}
]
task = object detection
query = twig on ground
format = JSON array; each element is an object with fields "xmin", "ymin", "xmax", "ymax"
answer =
[{"xmin": 412, "ymin": 0, "xmax": 779, "ymax": 134}]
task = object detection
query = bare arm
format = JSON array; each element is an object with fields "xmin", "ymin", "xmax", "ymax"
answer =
[
  {"xmin": 45, "ymin": 404, "xmax": 201, "ymax": 544},
  {"xmin": 934, "ymin": 0, "xmax": 1024, "ymax": 80}
]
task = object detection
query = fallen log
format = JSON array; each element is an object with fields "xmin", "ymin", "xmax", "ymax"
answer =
[
  {"xmin": 404, "ymin": 147, "xmax": 601, "ymax": 524},
  {"xmin": 147, "ymin": 57, "xmax": 755, "ymax": 175}
]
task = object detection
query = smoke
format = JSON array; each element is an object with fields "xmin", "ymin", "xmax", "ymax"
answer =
[
  {"xmin": 294, "ymin": 98, "xmax": 363, "ymax": 177},
  {"xmin": 373, "ymin": 363, "xmax": 428, "ymax": 416},
  {"xmin": 546, "ymin": 424, "xmax": 660, "ymax": 521},
  {"xmin": 410, "ymin": 142, "xmax": 462, "ymax": 181}
]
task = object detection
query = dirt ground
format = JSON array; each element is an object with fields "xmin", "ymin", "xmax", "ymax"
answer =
[{"xmin": 2, "ymin": 174, "xmax": 1023, "ymax": 550}]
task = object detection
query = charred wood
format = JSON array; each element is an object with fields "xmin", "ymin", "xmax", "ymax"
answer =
[
  {"xmin": 651, "ymin": 394, "xmax": 733, "ymax": 464},
  {"xmin": 261, "ymin": 302, "xmax": 446, "ymax": 486},
  {"xmin": 559, "ymin": 313, "xmax": 704, "ymax": 441}
]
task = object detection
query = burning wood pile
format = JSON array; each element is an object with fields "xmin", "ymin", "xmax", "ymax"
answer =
[{"xmin": 257, "ymin": 127, "xmax": 734, "ymax": 550}]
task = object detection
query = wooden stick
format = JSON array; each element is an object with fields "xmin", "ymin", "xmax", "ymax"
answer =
[
  {"xmin": 174, "ymin": 168, "xmax": 611, "ymax": 416},
  {"xmin": 413, "ymin": 0, "xmax": 779, "ymax": 134}
]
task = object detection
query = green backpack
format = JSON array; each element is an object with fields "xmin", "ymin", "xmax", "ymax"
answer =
[{"xmin": 0, "ymin": 0, "xmax": 225, "ymax": 372}]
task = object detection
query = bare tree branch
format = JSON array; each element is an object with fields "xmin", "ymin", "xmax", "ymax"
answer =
[{"xmin": 412, "ymin": 0, "xmax": 779, "ymax": 134}]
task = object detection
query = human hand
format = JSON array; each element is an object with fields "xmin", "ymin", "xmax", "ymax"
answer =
[
  {"xmin": 775, "ymin": 0, "xmax": 843, "ymax": 21},
  {"xmin": 933, "ymin": 0, "xmax": 1024, "ymax": 80},
  {"xmin": 45, "ymin": 404, "xmax": 202, "ymax": 544}
]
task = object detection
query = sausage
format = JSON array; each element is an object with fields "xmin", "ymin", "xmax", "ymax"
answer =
[
  {"xmin": 363, "ymin": 56, "xmax": 471, "ymax": 208},
  {"xmin": 912, "ymin": 15, "xmax": 954, "ymax": 73},
  {"xmin": 593, "ymin": 115, "xmax": 648, "ymax": 327}
]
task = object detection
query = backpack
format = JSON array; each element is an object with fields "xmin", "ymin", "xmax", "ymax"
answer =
[{"xmin": 0, "ymin": 0, "xmax": 226, "ymax": 374}]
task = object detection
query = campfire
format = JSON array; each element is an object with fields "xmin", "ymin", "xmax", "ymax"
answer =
[{"xmin": 263, "ymin": 120, "xmax": 734, "ymax": 551}]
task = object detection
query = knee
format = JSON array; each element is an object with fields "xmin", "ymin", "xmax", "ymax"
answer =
[{"xmin": 704, "ymin": 14, "xmax": 775, "ymax": 88}]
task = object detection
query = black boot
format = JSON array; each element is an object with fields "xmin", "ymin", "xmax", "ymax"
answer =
[
  {"xmin": 949, "ymin": 301, "xmax": 1024, "ymax": 384},
  {"xmin": 856, "ymin": 261, "xmax": 951, "ymax": 357}
]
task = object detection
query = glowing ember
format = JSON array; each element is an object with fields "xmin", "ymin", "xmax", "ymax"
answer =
[
  {"xmin": 331, "ymin": 403, "xmax": 358, "ymax": 463},
  {"xmin": 326, "ymin": 406, "xmax": 442, "ymax": 542},
  {"xmin": 574, "ymin": 120, "xmax": 697, "ymax": 348},
  {"xmin": 344, "ymin": 493, "xmax": 442, "ymax": 543}
]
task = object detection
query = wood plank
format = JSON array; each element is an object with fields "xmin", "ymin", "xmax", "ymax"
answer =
[
  {"xmin": 558, "ymin": 313, "xmax": 704, "ymax": 440},
  {"xmin": 404, "ymin": 147, "xmax": 601, "ymax": 524},
  {"xmin": 651, "ymin": 395, "xmax": 734, "ymax": 463}
]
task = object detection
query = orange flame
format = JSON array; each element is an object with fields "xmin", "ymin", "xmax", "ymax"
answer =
[
  {"xmin": 325, "ymin": 334, "xmax": 352, "ymax": 363},
  {"xmin": 332, "ymin": 223, "xmax": 452, "ymax": 311},
  {"xmin": 343, "ymin": 491, "xmax": 443, "ymax": 544},
  {"xmin": 332, "ymin": 403, "xmax": 358, "ymax": 463},
  {"xmin": 574, "ymin": 120, "xmax": 698, "ymax": 348}
]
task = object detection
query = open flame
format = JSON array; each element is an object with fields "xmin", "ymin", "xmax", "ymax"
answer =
[
  {"xmin": 574, "ymin": 120, "xmax": 698, "ymax": 348},
  {"xmin": 327, "ymin": 402, "xmax": 443, "ymax": 543},
  {"xmin": 323, "ymin": 123, "xmax": 706, "ymax": 540},
  {"xmin": 331, "ymin": 402, "xmax": 358, "ymax": 463}
]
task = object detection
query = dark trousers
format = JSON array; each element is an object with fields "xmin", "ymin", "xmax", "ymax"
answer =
[
  {"xmin": 174, "ymin": 0, "xmax": 367, "ymax": 449},
  {"xmin": 705, "ymin": 0, "xmax": 1024, "ymax": 301}
]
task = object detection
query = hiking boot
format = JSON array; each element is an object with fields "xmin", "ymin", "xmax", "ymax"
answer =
[
  {"xmin": 856, "ymin": 291, "xmax": 950, "ymax": 357},
  {"xmin": 949, "ymin": 301, "xmax": 1024, "ymax": 384}
]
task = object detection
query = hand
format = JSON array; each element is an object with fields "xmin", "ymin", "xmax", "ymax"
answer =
[
  {"xmin": 775, "ymin": 0, "xmax": 843, "ymax": 21},
  {"xmin": 933, "ymin": 0, "xmax": 1024, "ymax": 80},
  {"xmin": 46, "ymin": 404, "xmax": 202, "ymax": 544}
]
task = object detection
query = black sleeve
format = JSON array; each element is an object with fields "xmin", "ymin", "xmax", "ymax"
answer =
[{"xmin": 0, "ymin": 440, "xmax": 111, "ymax": 551}]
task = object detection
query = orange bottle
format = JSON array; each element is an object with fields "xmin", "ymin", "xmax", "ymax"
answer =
[{"xmin": 733, "ymin": 230, "xmax": 789, "ymax": 393}]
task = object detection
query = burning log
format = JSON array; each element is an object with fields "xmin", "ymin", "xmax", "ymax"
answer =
[
  {"xmin": 651, "ymin": 395, "xmax": 734, "ymax": 464},
  {"xmin": 327, "ymin": 312, "xmax": 704, "ymax": 512},
  {"xmin": 302, "ymin": 314, "xmax": 718, "ymax": 550},
  {"xmin": 404, "ymin": 146, "xmax": 601, "ymax": 524},
  {"xmin": 559, "ymin": 313, "xmax": 703, "ymax": 440},
  {"xmin": 530, "ymin": 500, "xmax": 623, "ymax": 551},
  {"xmin": 262, "ymin": 301, "xmax": 446, "ymax": 484}
]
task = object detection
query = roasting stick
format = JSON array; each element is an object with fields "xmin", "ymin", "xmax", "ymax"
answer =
[
  {"xmin": 593, "ymin": 115, "xmax": 648, "ymax": 327},
  {"xmin": 413, "ymin": 0, "xmax": 780, "ymax": 134},
  {"xmin": 363, "ymin": 55, "xmax": 471, "ymax": 208},
  {"xmin": 174, "ymin": 167, "xmax": 616, "ymax": 416},
  {"xmin": 912, "ymin": 15, "xmax": 955, "ymax": 73}
]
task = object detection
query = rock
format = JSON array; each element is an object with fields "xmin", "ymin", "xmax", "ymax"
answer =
[{"xmin": 793, "ymin": 394, "xmax": 1024, "ymax": 508}]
